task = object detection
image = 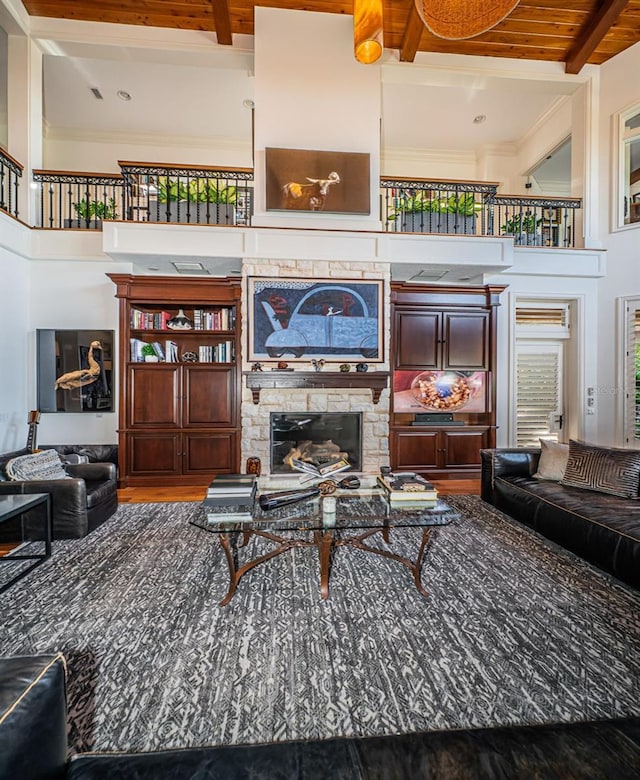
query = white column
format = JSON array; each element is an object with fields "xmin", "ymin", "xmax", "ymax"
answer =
[{"xmin": 7, "ymin": 33, "xmax": 42, "ymax": 225}]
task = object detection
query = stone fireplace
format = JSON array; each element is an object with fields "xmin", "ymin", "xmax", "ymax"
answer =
[
  {"xmin": 270, "ymin": 412, "xmax": 362, "ymax": 473},
  {"xmin": 241, "ymin": 259, "xmax": 391, "ymax": 475}
]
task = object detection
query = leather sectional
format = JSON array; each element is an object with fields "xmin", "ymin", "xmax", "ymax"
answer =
[{"xmin": 481, "ymin": 447, "xmax": 640, "ymax": 589}]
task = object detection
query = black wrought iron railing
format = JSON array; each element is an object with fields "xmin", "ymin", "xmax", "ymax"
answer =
[
  {"xmin": 118, "ymin": 161, "xmax": 254, "ymax": 226},
  {"xmin": 492, "ymin": 195, "xmax": 581, "ymax": 248},
  {"xmin": 33, "ymin": 170, "xmax": 125, "ymax": 229},
  {"xmin": 0, "ymin": 146, "xmax": 23, "ymax": 220},
  {"xmin": 380, "ymin": 177, "xmax": 500, "ymax": 236}
]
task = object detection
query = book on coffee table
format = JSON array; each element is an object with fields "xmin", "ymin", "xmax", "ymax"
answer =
[
  {"xmin": 290, "ymin": 456, "xmax": 351, "ymax": 478},
  {"xmin": 377, "ymin": 472, "xmax": 438, "ymax": 502},
  {"xmin": 206, "ymin": 474, "xmax": 257, "ymax": 505}
]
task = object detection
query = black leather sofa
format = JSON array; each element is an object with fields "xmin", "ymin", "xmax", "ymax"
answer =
[
  {"xmin": 2, "ymin": 653, "xmax": 640, "ymax": 779},
  {"xmin": 481, "ymin": 447, "xmax": 640, "ymax": 589},
  {"xmin": 0, "ymin": 445, "xmax": 118, "ymax": 539}
]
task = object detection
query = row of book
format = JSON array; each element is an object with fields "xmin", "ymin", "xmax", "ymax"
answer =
[
  {"xmin": 129, "ymin": 338, "xmax": 234, "ymax": 363},
  {"xmin": 130, "ymin": 307, "xmax": 235, "ymax": 331},
  {"xmin": 193, "ymin": 308, "xmax": 236, "ymax": 331}
]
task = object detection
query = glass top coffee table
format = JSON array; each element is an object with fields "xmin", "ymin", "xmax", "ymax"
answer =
[{"xmin": 191, "ymin": 475, "xmax": 459, "ymax": 606}]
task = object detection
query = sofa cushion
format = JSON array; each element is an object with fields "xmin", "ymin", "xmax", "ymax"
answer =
[
  {"xmin": 533, "ymin": 439, "xmax": 569, "ymax": 481},
  {"xmin": 5, "ymin": 450, "xmax": 70, "ymax": 481},
  {"xmin": 561, "ymin": 439, "xmax": 640, "ymax": 499}
]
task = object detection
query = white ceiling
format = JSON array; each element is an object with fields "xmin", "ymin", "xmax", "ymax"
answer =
[{"xmin": 42, "ymin": 46, "xmax": 578, "ymax": 157}]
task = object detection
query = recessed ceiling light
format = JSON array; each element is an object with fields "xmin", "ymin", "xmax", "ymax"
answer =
[
  {"xmin": 243, "ymin": 99, "xmax": 255, "ymax": 109},
  {"xmin": 117, "ymin": 90, "xmax": 131, "ymax": 101},
  {"xmin": 473, "ymin": 114, "xmax": 486, "ymax": 124}
]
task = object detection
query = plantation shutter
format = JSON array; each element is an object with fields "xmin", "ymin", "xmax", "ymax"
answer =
[
  {"xmin": 624, "ymin": 300, "xmax": 640, "ymax": 446},
  {"xmin": 515, "ymin": 343, "xmax": 563, "ymax": 448}
]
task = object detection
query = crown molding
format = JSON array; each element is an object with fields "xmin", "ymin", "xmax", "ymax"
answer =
[
  {"xmin": 517, "ymin": 95, "xmax": 571, "ymax": 153},
  {"xmin": 381, "ymin": 146, "xmax": 476, "ymax": 167}
]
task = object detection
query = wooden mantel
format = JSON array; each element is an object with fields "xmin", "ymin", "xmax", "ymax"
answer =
[{"xmin": 244, "ymin": 371, "xmax": 389, "ymax": 404}]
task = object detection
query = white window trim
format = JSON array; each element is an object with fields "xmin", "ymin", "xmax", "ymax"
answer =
[{"xmin": 612, "ymin": 100, "xmax": 640, "ymax": 232}]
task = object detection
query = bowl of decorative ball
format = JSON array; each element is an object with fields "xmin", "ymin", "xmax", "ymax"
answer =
[{"xmin": 410, "ymin": 371, "xmax": 477, "ymax": 412}]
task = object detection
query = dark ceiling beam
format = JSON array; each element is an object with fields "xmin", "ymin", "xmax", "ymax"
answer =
[
  {"xmin": 211, "ymin": 0, "xmax": 233, "ymax": 46},
  {"xmin": 565, "ymin": 0, "xmax": 630, "ymax": 74},
  {"xmin": 400, "ymin": 3, "xmax": 424, "ymax": 62}
]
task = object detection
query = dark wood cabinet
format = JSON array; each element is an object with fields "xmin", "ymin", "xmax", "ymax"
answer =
[
  {"xmin": 108, "ymin": 274, "xmax": 241, "ymax": 486},
  {"xmin": 390, "ymin": 283, "xmax": 504, "ymax": 479}
]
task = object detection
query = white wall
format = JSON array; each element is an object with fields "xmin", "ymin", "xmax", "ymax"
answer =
[
  {"xmin": 596, "ymin": 41, "xmax": 640, "ymax": 445},
  {"xmin": 252, "ymin": 8, "xmax": 381, "ymax": 231}
]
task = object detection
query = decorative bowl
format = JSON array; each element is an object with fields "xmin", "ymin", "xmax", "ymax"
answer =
[{"xmin": 410, "ymin": 371, "xmax": 477, "ymax": 411}]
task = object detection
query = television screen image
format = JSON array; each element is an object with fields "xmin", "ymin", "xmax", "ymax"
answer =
[
  {"xmin": 393, "ymin": 370, "xmax": 488, "ymax": 414},
  {"xmin": 37, "ymin": 329, "xmax": 114, "ymax": 413}
]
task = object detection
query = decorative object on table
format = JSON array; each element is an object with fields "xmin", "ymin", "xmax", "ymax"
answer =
[
  {"xmin": 167, "ymin": 309, "xmax": 193, "ymax": 330},
  {"xmin": 245, "ymin": 456, "xmax": 262, "ymax": 476},
  {"xmin": 277, "ymin": 361, "xmax": 289, "ymax": 370},
  {"xmin": 340, "ymin": 363, "xmax": 351, "ymax": 372},
  {"xmin": 377, "ymin": 471, "xmax": 438, "ymax": 504},
  {"xmin": 258, "ymin": 486, "xmax": 320, "ymax": 511},
  {"xmin": 318, "ymin": 479, "xmax": 338, "ymax": 495},
  {"xmin": 322, "ymin": 494, "xmax": 337, "ymax": 525},
  {"xmin": 251, "ymin": 362, "xmax": 264, "ymax": 372},
  {"xmin": 356, "ymin": 362, "xmax": 368, "ymax": 372},
  {"xmin": 265, "ymin": 147, "xmax": 370, "ymax": 215},
  {"xmin": 247, "ymin": 277, "xmax": 383, "ymax": 363},
  {"xmin": 181, "ymin": 351, "xmax": 198, "ymax": 363},
  {"xmin": 311, "ymin": 359, "xmax": 325, "ymax": 372},
  {"xmin": 337, "ymin": 475, "xmax": 361, "ymax": 490}
]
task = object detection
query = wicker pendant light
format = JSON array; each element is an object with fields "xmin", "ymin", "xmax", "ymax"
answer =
[
  {"xmin": 415, "ymin": 0, "xmax": 519, "ymax": 40},
  {"xmin": 354, "ymin": 0, "xmax": 383, "ymax": 64}
]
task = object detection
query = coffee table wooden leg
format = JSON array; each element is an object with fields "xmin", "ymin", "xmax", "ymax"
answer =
[
  {"xmin": 316, "ymin": 530, "xmax": 333, "ymax": 600},
  {"xmin": 218, "ymin": 533, "xmax": 239, "ymax": 606},
  {"xmin": 412, "ymin": 528, "xmax": 432, "ymax": 597}
]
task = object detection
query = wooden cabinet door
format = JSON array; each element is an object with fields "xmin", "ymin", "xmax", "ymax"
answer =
[
  {"xmin": 128, "ymin": 365, "xmax": 181, "ymax": 427},
  {"xmin": 183, "ymin": 432, "xmax": 237, "ymax": 475},
  {"xmin": 442, "ymin": 311, "xmax": 489, "ymax": 369},
  {"xmin": 442, "ymin": 428, "xmax": 490, "ymax": 468},
  {"xmin": 394, "ymin": 309, "xmax": 440, "ymax": 369},
  {"xmin": 127, "ymin": 432, "xmax": 182, "ymax": 476},
  {"xmin": 183, "ymin": 365, "xmax": 235, "ymax": 427},
  {"xmin": 391, "ymin": 430, "xmax": 439, "ymax": 470}
]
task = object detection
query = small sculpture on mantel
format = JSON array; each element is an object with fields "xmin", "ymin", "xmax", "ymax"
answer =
[
  {"xmin": 339, "ymin": 363, "xmax": 351, "ymax": 372},
  {"xmin": 311, "ymin": 359, "xmax": 325, "ymax": 372},
  {"xmin": 251, "ymin": 362, "xmax": 264, "ymax": 372}
]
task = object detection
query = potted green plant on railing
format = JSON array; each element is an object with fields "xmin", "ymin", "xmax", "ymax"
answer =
[
  {"xmin": 388, "ymin": 191, "xmax": 479, "ymax": 234},
  {"xmin": 67, "ymin": 197, "xmax": 118, "ymax": 229},
  {"xmin": 501, "ymin": 212, "xmax": 543, "ymax": 245},
  {"xmin": 150, "ymin": 176, "xmax": 236, "ymax": 224}
]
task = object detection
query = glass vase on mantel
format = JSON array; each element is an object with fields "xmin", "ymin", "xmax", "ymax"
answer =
[{"xmin": 167, "ymin": 309, "xmax": 193, "ymax": 330}]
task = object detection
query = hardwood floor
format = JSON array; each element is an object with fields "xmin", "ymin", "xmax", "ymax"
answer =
[{"xmin": 118, "ymin": 479, "xmax": 481, "ymax": 503}]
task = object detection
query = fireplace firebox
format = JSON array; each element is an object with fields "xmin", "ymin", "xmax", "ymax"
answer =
[{"xmin": 270, "ymin": 412, "xmax": 362, "ymax": 474}]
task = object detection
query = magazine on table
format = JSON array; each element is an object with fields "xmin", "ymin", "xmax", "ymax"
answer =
[{"xmin": 290, "ymin": 456, "xmax": 351, "ymax": 479}]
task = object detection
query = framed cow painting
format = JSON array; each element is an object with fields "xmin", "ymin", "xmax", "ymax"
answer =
[{"xmin": 265, "ymin": 148, "xmax": 370, "ymax": 214}]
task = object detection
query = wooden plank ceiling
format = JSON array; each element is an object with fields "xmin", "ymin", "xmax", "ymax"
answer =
[{"xmin": 22, "ymin": 0, "xmax": 640, "ymax": 73}]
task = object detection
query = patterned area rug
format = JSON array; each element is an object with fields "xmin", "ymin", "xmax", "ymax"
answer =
[{"xmin": 1, "ymin": 495, "xmax": 639, "ymax": 754}]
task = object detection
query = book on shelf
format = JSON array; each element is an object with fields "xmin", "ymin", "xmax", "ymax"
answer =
[
  {"xmin": 165, "ymin": 340, "xmax": 179, "ymax": 362},
  {"xmin": 290, "ymin": 456, "xmax": 351, "ymax": 478},
  {"xmin": 377, "ymin": 472, "xmax": 438, "ymax": 501}
]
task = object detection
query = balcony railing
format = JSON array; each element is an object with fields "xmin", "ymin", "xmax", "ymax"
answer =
[
  {"xmin": 32, "ymin": 170, "xmax": 125, "ymax": 229},
  {"xmin": 380, "ymin": 177, "xmax": 499, "ymax": 236},
  {"xmin": 0, "ymin": 147, "xmax": 23, "ymax": 220},
  {"xmin": 27, "ymin": 162, "xmax": 582, "ymax": 248},
  {"xmin": 118, "ymin": 161, "xmax": 254, "ymax": 227}
]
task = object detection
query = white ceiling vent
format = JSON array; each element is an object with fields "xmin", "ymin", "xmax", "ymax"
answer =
[
  {"xmin": 90, "ymin": 88, "xmax": 103, "ymax": 100},
  {"xmin": 406, "ymin": 268, "xmax": 449, "ymax": 282},
  {"xmin": 172, "ymin": 262, "xmax": 210, "ymax": 275}
]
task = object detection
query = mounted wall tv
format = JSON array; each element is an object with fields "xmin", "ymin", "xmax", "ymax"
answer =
[{"xmin": 37, "ymin": 329, "xmax": 115, "ymax": 413}]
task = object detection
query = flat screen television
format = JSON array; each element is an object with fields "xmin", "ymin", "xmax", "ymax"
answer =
[{"xmin": 37, "ymin": 329, "xmax": 115, "ymax": 413}]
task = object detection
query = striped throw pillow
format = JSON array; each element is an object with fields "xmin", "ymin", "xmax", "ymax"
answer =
[{"xmin": 560, "ymin": 440, "xmax": 640, "ymax": 499}]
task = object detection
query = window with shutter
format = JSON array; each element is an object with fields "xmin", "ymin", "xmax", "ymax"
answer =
[
  {"xmin": 623, "ymin": 299, "xmax": 640, "ymax": 446},
  {"xmin": 515, "ymin": 344, "xmax": 563, "ymax": 447}
]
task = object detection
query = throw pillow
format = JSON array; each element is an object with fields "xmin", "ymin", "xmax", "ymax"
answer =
[
  {"xmin": 6, "ymin": 450, "xmax": 70, "ymax": 481},
  {"xmin": 560, "ymin": 439, "xmax": 640, "ymax": 500},
  {"xmin": 533, "ymin": 439, "xmax": 569, "ymax": 481}
]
